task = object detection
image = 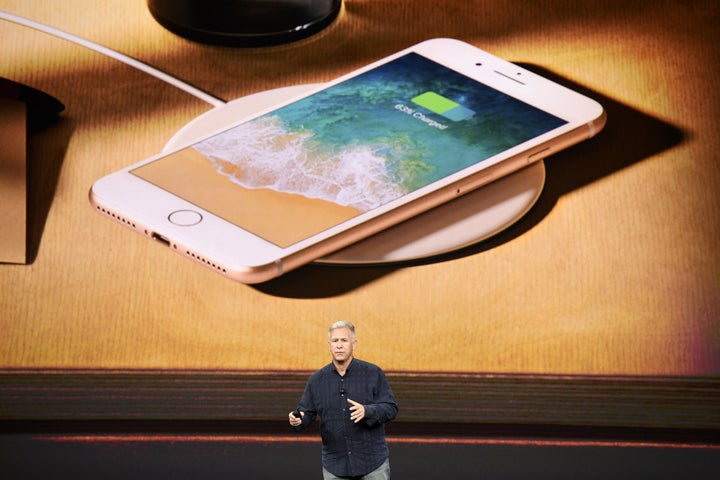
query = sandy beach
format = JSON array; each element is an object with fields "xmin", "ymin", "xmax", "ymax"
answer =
[{"xmin": 132, "ymin": 147, "xmax": 362, "ymax": 247}]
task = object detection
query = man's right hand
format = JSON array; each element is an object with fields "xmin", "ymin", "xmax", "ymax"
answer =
[{"xmin": 288, "ymin": 410, "xmax": 304, "ymax": 427}]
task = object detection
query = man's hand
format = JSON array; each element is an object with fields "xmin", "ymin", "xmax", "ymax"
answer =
[
  {"xmin": 348, "ymin": 399, "xmax": 365, "ymax": 423},
  {"xmin": 288, "ymin": 410, "xmax": 304, "ymax": 427}
]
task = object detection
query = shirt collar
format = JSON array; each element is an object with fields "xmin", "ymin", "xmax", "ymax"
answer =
[{"xmin": 330, "ymin": 357, "xmax": 355, "ymax": 374}]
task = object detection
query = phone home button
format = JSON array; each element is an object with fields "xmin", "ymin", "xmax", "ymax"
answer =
[{"xmin": 168, "ymin": 209, "xmax": 203, "ymax": 226}]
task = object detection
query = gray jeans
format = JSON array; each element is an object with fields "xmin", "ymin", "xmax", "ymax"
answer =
[{"xmin": 322, "ymin": 458, "xmax": 390, "ymax": 480}]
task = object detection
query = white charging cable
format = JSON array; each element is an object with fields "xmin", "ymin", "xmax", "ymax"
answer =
[{"xmin": 0, "ymin": 10, "xmax": 227, "ymax": 108}]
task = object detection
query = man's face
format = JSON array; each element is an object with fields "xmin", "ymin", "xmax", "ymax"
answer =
[{"xmin": 328, "ymin": 327, "xmax": 356, "ymax": 363}]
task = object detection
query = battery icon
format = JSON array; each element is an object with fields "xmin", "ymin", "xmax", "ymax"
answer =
[{"xmin": 411, "ymin": 91, "xmax": 475, "ymax": 121}]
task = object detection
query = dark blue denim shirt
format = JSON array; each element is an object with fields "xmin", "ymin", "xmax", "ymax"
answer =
[{"xmin": 293, "ymin": 358, "xmax": 398, "ymax": 477}]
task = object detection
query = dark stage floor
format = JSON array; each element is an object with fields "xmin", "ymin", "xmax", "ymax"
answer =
[{"xmin": 2, "ymin": 433, "xmax": 718, "ymax": 479}]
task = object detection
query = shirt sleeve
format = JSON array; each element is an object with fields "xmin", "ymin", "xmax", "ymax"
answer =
[
  {"xmin": 363, "ymin": 369, "xmax": 398, "ymax": 426},
  {"xmin": 293, "ymin": 378, "xmax": 317, "ymax": 432}
]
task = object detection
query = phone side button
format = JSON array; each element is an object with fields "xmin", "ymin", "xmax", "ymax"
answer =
[
  {"xmin": 456, "ymin": 170, "xmax": 494, "ymax": 195},
  {"xmin": 168, "ymin": 209, "xmax": 203, "ymax": 226},
  {"xmin": 528, "ymin": 147, "xmax": 550, "ymax": 163}
]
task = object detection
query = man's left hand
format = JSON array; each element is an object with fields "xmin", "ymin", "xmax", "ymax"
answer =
[{"xmin": 347, "ymin": 399, "xmax": 365, "ymax": 423}]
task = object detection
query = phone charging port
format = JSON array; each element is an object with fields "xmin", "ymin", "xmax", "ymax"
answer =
[{"xmin": 151, "ymin": 232, "xmax": 171, "ymax": 247}]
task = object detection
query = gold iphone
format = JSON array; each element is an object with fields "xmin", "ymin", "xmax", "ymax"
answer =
[{"xmin": 90, "ymin": 38, "xmax": 605, "ymax": 283}]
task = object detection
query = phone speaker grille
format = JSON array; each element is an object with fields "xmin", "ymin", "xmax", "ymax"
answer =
[
  {"xmin": 184, "ymin": 249, "xmax": 227, "ymax": 275},
  {"xmin": 96, "ymin": 205, "xmax": 227, "ymax": 276},
  {"xmin": 95, "ymin": 205, "xmax": 138, "ymax": 230}
]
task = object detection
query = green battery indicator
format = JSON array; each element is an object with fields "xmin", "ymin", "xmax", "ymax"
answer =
[{"xmin": 411, "ymin": 91, "xmax": 475, "ymax": 121}]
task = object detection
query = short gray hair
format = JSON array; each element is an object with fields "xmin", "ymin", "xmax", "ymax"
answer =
[{"xmin": 328, "ymin": 320, "xmax": 356, "ymax": 340}]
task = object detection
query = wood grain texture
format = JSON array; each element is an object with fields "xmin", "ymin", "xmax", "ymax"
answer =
[{"xmin": 0, "ymin": 0, "xmax": 718, "ymax": 378}]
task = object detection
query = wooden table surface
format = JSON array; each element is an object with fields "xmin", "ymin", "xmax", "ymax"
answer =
[{"xmin": 1, "ymin": 0, "xmax": 718, "ymax": 378}]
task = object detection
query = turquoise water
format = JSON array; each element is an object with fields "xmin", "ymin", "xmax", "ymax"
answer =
[{"xmin": 194, "ymin": 53, "xmax": 566, "ymax": 212}]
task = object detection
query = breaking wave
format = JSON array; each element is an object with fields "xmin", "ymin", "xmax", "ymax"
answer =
[{"xmin": 193, "ymin": 116, "xmax": 407, "ymax": 212}]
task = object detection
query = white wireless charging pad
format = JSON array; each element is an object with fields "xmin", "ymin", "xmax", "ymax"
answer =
[{"xmin": 164, "ymin": 84, "xmax": 546, "ymax": 265}]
